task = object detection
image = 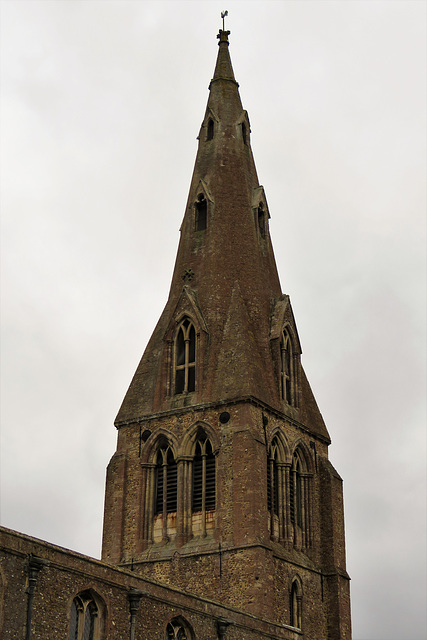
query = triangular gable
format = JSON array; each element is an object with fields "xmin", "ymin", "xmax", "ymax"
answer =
[
  {"xmin": 197, "ymin": 107, "xmax": 219, "ymax": 139},
  {"xmin": 235, "ymin": 109, "xmax": 251, "ymax": 131},
  {"xmin": 270, "ymin": 295, "xmax": 302, "ymax": 353},
  {"xmin": 252, "ymin": 185, "xmax": 271, "ymax": 219},
  {"xmin": 163, "ymin": 285, "xmax": 208, "ymax": 339},
  {"xmin": 194, "ymin": 179, "xmax": 214, "ymax": 204}
]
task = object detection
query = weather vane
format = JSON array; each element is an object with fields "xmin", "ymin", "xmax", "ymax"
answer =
[{"xmin": 221, "ymin": 10, "xmax": 228, "ymax": 31}]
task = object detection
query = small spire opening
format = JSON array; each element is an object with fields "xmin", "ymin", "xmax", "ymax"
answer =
[
  {"xmin": 207, "ymin": 119, "xmax": 214, "ymax": 141},
  {"xmin": 195, "ymin": 194, "xmax": 207, "ymax": 231},
  {"xmin": 241, "ymin": 122, "xmax": 247, "ymax": 145},
  {"xmin": 258, "ymin": 204, "xmax": 266, "ymax": 239}
]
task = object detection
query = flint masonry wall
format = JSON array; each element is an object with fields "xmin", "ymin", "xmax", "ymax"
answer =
[{"xmin": 0, "ymin": 527, "xmax": 301, "ymax": 640}]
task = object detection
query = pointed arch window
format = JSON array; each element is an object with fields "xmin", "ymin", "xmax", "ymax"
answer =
[
  {"xmin": 155, "ymin": 445, "xmax": 177, "ymax": 516},
  {"xmin": 195, "ymin": 194, "xmax": 207, "ymax": 231},
  {"xmin": 166, "ymin": 618, "xmax": 190, "ymax": 640},
  {"xmin": 207, "ymin": 118, "xmax": 214, "ymax": 141},
  {"xmin": 69, "ymin": 592, "xmax": 99, "ymax": 640},
  {"xmin": 280, "ymin": 329, "xmax": 293, "ymax": 404},
  {"xmin": 290, "ymin": 579, "xmax": 302, "ymax": 629},
  {"xmin": 175, "ymin": 318, "xmax": 196, "ymax": 394}
]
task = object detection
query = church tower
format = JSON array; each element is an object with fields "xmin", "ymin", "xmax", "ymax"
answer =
[{"xmin": 102, "ymin": 30, "xmax": 351, "ymax": 640}]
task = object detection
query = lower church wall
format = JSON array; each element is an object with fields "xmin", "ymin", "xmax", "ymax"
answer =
[{"xmin": 0, "ymin": 527, "xmax": 301, "ymax": 640}]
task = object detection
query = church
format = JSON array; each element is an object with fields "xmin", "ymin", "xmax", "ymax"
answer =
[{"xmin": 0, "ymin": 28, "xmax": 351, "ymax": 640}]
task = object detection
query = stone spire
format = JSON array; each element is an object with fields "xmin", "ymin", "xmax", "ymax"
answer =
[{"xmin": 115, "ymin": 31, "xmax": 328, "ymax": 442}]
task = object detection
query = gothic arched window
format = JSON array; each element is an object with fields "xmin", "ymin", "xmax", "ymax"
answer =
[
  {"xmin": 280, "ymin": 329, "xmax": 293, "ymax": 404},
  {"xmin": 290, "ymin": 578, "xmax": 302, "ymax": 629},
  {"xmin": 175, "ymin": 318, "xmax": 196, "ymax": 394},
  {"xmin": 69, "ymin": 592, "xmax": 99, "ymax": 640},
  {"xmin": 166, "ymin": 618, "xmax": 190, "ymax": 640},
  {"xmin": 195, "ymin": 194, "xmax": 207, "ymax": 231}
]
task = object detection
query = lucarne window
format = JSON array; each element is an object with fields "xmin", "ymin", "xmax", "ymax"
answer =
[
  {"xmin": 175, "ymin": 318, "xmax": 196, "ymax": 394},
  {"xmin": 258, "ymin": 204, "xmax": 266, "ymax": 239},
  {"xmin": 207, "ymin": 118, "xmax": 214, "ymax": 140},
  {"xmin": 195, "ymin": 194, "xmax": 207, "ymax": 231},
  {"xmin": 280, "ymin": 329, "xmax": 293, "ymax": 404},
  {"xmin": 69, "ymin": 592, "xmax": 98, "ymax": 640},
  {"xmin": 242, "ymin": 122, "xmax": 247, "ymax": 145}
]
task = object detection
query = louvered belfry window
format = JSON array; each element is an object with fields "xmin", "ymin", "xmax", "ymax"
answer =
[
  {"xmin": 175, "ymin": 318, "xmax": 196, "ymax": 394},
  {"xmin": 192, "ymin": 437, "xmax": 215, "ymax": 512},
  {"xmin": 290, "ymin": 451, "xmax": 303, "ymax": 527},
  {"xmin": 267, "ymin": 439, "xmax": 279, "ymax": 516},
  {"xmin": 155, "ymin": 446, "xmax": 177, "ymax": 515}
]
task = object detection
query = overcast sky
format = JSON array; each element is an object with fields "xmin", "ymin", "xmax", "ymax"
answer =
[{"xmin": 1, "ymin": 2, "xmax": 425, "ymax": 639}]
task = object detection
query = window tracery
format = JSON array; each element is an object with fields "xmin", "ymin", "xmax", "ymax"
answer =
[
  {"xmin": 166, "ymin": 618, "xmax": 190, "ymax": 640},
  {"xmin": 69, "ymin": 592, "xmax": 99, "ymax": 640}
]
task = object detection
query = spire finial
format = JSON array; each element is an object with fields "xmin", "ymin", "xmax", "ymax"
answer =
[{"xmin": 221, "ymin": 10, "xmax": 228, "ymax": 31}]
